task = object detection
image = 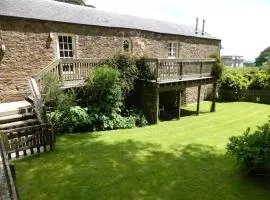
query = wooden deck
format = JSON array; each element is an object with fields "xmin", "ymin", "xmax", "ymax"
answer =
[
  {"xmin": 31, "ymin": 57, "xmax": 218, "ymax": 125},
  {"xmin": 33, "ymin": 58, "xmax": 216, "ymax": 90}
]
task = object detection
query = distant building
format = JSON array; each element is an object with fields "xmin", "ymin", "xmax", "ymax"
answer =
[
  {"xmin": 243, "ymin": 61, "xmax": 255, "ymax": 67},
  {"xmin": 221, "ymin": 55, "xmax": 244, "ymax": 67}
]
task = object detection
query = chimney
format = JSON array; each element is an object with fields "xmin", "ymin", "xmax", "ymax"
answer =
[
  {"xmin": 195, "ymin": 17, "xmax": 198, "ymax": 34},
  {"xmin": 202, "ymin": 19, "xmax": 205, "ymax": 35}
]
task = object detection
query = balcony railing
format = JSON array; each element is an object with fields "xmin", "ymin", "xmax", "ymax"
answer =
[
  {"xmin": 144, "ymin": 58, "xmax": 216, "ymax": 82},
  {"xmin": 34, "ymin": 58, "xmax": 216, "ymax": 90}
]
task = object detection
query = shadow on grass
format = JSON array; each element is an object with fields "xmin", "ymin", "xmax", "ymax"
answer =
[
  {"xmin": 160, "ymin": 108, "xmax": 210, "ymax": 121},
  {"xmin": 15, "ymin": 135, "xmax": 270, "ymax": 200}
]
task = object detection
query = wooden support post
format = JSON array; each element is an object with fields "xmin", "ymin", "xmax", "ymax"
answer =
[
  {"xmin": 176, "ymin": 89, "xmax": 181, "ymax": 119},
  {"xmin": 211, "ymin": 82, "xmax": 217, "ymax": 112},
  {"xmin": 153, "ymin": 85, "xmax": 159, "ymax": 124},
  {"xmin": 155, "ymin": 59, "xmax": 159, "ymax": 82},
  {"xmin": 196, "ymin": 85, "xmax": 201, "ymax": 115}
]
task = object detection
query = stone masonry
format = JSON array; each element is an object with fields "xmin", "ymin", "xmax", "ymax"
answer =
[{"xmin": 0, "ymin": 16, "xmax": 220, "ymax": 102}]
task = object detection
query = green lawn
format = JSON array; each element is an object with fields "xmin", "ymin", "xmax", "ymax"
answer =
[{"xmin": 14, "ymin": 102, "xmax": 270, "ymax": 200}]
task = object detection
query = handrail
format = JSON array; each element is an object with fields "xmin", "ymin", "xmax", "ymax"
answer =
[
  {"xmin": 0, "ymin": 134, "xmax": 19, "ymax": 200},
  {"xmin": 33, "ymin": 57, "xmax": 216, "ymax": 88},
  {"xmin": 28, "ymin": 78, "xmax": 47, "ymax": 124},
  {"xmin": 144, "ymin": 58, "xmax": 216, "ymax": 82},
  {"xmin": 33, "ymin": 59, "xmax": 61, "ymax": 80}
]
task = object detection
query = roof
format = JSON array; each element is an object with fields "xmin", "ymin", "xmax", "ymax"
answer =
[{"xmin": 0, "ymin": 0, "xmax": 219, "ymax": 40}]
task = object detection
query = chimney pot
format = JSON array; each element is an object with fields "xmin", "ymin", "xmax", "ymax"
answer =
[
  {"xmin": 195, "ymin": 17, "xmax": 199, "ymax": 34},
  {"xmin": 202, "ymin": 19, "xmax": 205, "ymax": 35}
]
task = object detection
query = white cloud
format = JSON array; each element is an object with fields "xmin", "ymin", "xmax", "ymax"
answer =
[{"xmin": 85, "ymin": 0, "xmax": 270, "ymax": 61}]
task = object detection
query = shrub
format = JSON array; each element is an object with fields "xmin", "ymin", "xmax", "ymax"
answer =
[
  {"xmin": 136, "ymin": 57, "xmax": 155, "ymax": 80},
  {"xmin": 88, "ymin": 111, "xmax": 136, "ymax": 130},
  {"xmin": 210, "ymin": 54, "xmax": 224, "ymax": 79},
  {"xmin": 99, "ymin": 53, "xmax": 138, "ymax": 96},
  {"xmin": 227, "ymin": 119, "xmax": 270, "ymax": 173},
  {"xmin": 49, "ymin": 106, "xmax": 92, "ymax": 133},
  {"xmin": 218, "ymin": 72, "xmax": 249, "ymax": 101},
  {"xmin": 86, "ymin": 65, "xmax": 123, "ymax": 114},
  {"xmin": 249, "ymin": 72, "xmax": 270, "ymax": 89}
]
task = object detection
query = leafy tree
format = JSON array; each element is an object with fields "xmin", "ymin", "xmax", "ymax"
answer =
[
  {"xmin": 54, "ymin": 0, "xmax": 86, "ymax": 6},
  {"xmin": 255, "ymin": 47, "xmax": 270, "ymax": 66}
]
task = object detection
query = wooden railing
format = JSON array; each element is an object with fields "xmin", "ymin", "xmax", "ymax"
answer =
[
  {"xmin": 33, "ymin": 58, "xmax": 216, "ymax": 89},
  {"xmin": 145, "ymin": 58, "xmax": 216, "ymax": 82},
  {"xmin": 0, "ymin": 137, "xmax": 19, "ymax": 200},
  {"xmin": 28, "ymin": 78, "xmax": 47, "ymax": 124},
  {"xmin": 33, "ymin": 58, "xmax": 102, "ymax": 90},
  {"xmin": 0, "ymin": 124, "xmax": 54, "ymax": 160}
]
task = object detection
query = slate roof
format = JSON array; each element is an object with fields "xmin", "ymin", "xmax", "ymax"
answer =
[{"xmin": 0, "ymin": 0, "xmax": 219, "ymax": 40}]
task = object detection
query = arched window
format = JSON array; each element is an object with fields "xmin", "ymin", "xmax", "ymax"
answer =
[{"xmin": 123, "ymin": 39, "xmax": 131, "ymax": 53}]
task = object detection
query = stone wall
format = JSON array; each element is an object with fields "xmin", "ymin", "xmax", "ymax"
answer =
[
  {"xmin": 185, "ymin": 84, "xmax": 214, "ymax": 104},
  {"xmin": 0, "ymin": 16, "xmax": 220, "ymax": 102}
]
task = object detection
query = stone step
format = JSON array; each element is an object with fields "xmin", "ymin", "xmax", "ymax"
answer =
[
  {"xmin": 0, "ymin": 113, "xmax": 36, "ymax": 125},
  {"xmin": 0, "ymin": 119, "xmax": 39, "ymax": 131},
  {"xmin": 0, "ymin": 101, "xmax": 33, "ymax": 117}
]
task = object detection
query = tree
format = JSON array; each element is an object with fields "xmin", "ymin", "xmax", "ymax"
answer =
[
  {"xmin": 54, "ymin": 0, "xmax": 86, "ymax": 6},
  {"xmin": 255, "ymin": 47, "xmax": 270, "ymax": 66}
]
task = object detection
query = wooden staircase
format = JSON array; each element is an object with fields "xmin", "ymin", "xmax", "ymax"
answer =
[
  {"xmin": 0, "ymin": 101, "xmax": 39, "ymax": 131},
  {"xmin": 0, "ymin": 78, "xmax": 54, "ymax": 160}
]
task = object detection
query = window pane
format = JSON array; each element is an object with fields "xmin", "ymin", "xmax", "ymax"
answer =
[
  {"xmin": 68, "ymin": 44, "xmax": 73, "ymax": 50},
  {"xmin": 58, "ymin": 36, "xmax": 63, "ymax": 43},
  {"xmin": 59, "ymin": 43, "xmax": 63, "ymax": 51},
  {"xmin": 69, "ymin": 51, "xmax": 73, "ymax": 58},
  {"xmin": 60, "ymin": 51, "xmax": 64, "ymax": 58},
  {"xmin": 63, "ymin": 36, "xmax": 68, "ymax": 43},
  {"xmin": 68, "ymin": 36, "xmax": 72, "ymax": 43},
  {"xmin": 64, "ymin": 51, "xmax": 69, "ymax": 57},
  {"xmin": 64, "ymin": 43, "xmax": 68, "ymax": 50}
]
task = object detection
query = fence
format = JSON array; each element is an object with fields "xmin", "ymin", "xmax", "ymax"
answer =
[
  {"xmin": 1, "ymin": 124, "xmax": 54, "ymax": 159},
  {"xmin": 0, "ymin": 138, "xmax": 19, "ymax": 200}
]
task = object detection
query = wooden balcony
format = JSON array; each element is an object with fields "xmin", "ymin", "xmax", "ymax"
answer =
[{"xmin": 34, "ymin": 58, "xmax": 216, "ymax": 90}]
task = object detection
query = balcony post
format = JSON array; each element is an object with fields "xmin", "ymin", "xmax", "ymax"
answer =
[
  {"xmin": 176, "ymin": 89, "xmax": 181, "ymax": 119},
  {"xmin": 196, "ymin": 85, "xmax": 201, "ymax": 115},
  {"xmin": 211, "ymin": 82, "xmax": 217, "ymax": 112},
  {"xmin": 155, "ymin": 59, "xmax": 159, "ymax": 82}
]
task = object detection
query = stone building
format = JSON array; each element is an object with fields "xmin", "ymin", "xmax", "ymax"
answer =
[
  {"xmin": 0, "ymin": 0, "xmax": 221, "ymax": 103},
  {"xmin": 221, "ymin": 55, "xmax": 244, "ymax": 67},
  {"xmin": 0, "ymin": 0, "xmax": 222, "ymax": 124}
]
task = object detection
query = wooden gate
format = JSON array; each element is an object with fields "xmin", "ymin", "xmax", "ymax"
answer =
[{"xmin": 0, "ymin": 124, "xmax": 54, "ymax": 159}]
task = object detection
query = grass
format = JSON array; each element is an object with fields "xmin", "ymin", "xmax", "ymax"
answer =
[{"xmin": 14, "ymin": 102, "xmax": 270, "ymax": 200}]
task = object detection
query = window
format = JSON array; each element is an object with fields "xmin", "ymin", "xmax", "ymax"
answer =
[
  {"xmin": 58, "ymin": 35, "xmax": 74, "ymax": 73},
  {"xmin": 58, "ymin": 35, "xmax": 74, "ymax": 59},
  {"xmin": 168, "ymin": 42, "xmax": 178, "ymax": 58},
  {"xmin": 123, "ymin": 39, "xmax": 131, "ymax": 53}
]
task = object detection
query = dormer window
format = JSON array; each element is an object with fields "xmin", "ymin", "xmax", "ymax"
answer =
[{"xmin": 123, "ymin": 39, "xmax": 131, "ymax": 53}]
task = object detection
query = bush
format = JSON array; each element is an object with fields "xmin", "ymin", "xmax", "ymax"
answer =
[
  {"xmin": 136, "ymin": 57, "xmax": 155, "ymax": 80},
  {"xmin": 227, "ymin": 119, "xmax": 270, "ymax": 173},
  {"xmin": 99, "ymin": 53, "xmax": 138, "ymax": 96},
  {"xmin": 49, "ymin": 106, "xmax": 92, "ymax": 133},
  {"xmin": 210, "ymin": 54, "xmax": 224, "ymax": 79},
  {"xmin": 218, "ymin": 72, "xmax": 249, "ymax": 101},
  {"xmin": 249, "ymin": 72, "xmax": 270, "ymax": 89},
  {"xmin": 86, "ymin": 65, "xmax": 123, "ymax": 114}
]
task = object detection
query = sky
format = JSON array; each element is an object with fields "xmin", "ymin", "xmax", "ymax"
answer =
[{"xmin": 85, "ymin": 0, "xmax": 270, "ymax": 61}]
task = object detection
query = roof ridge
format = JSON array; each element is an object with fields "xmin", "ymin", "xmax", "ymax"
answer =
[{"xmin": 0, "ymin": 0, "xmax": 219, "ymax": 40}]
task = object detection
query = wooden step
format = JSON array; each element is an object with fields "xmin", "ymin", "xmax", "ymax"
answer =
[
  {"xmin": 0, "ymin": 101, "xmax": 33, "ymax": 117},
  {"xmin": 0, "ymin": 113, "xmax": 36, "ymax": 125},
  {"xmin": 0, "ymin": 119, "xmax": 39, "ymax": 130}
]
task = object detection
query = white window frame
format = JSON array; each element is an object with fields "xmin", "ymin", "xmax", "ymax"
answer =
[
  {"xmin": 167, "ymin": 42, "xmax": 178, "ymax": 59},
  {"xmin": 56, "ymin": 34, "xmax": 76, "ymax": 74},
  {"xmin": 56, "ymin": 34, "xmax": 76, "ymax": 59}
]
